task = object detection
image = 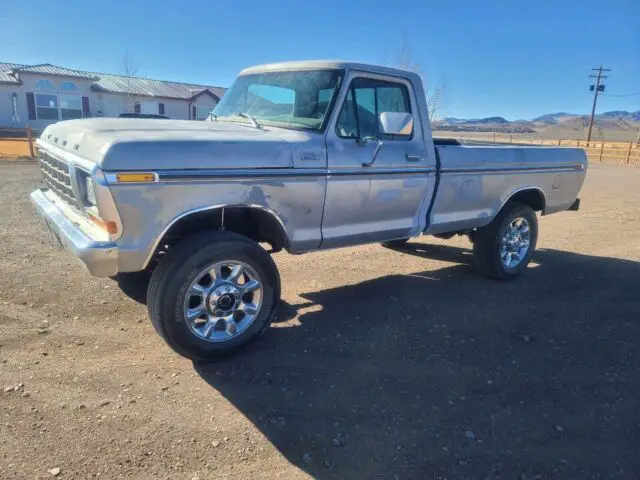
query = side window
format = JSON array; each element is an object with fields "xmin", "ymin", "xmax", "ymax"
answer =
[
  {"xmin": 336, "ymin": 78, "xmax": 411, "ymax": 140},
  {"xmin": 377, "ymin": 86, "xmax": 410, "ymax": 114},
  {"xmin": 336, "ymin": 89, "xmax": 358, "ymax": 138},
  {"xmin": 354, "ymin": 87, "xmax": 377, "ymax": 138}
]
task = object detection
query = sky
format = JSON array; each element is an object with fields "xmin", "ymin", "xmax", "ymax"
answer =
[{"xmin": 2, "ymin": 0, "xmax": 638, "ymax": 120}]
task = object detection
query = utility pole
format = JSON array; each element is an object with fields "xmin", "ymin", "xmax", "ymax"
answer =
[{"xmin": 587, "ymin": 65, "xmax": 610, "ymax": 143}]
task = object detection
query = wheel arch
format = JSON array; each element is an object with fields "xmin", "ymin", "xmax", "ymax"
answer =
[
  {"xmin": 500, "ymin": 186, "xmax": 547, "ymax": 215},
  {"xmin": 143, "ymin": 204, "xmax": 290, "ymax": 269}
]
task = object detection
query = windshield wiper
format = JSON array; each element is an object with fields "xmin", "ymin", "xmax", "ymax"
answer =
[{"xmin": 236, "ymin": 112, "xmax": 262, "ymax": 129}]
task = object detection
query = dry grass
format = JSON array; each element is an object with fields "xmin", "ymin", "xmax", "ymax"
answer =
[{"xmin": 0, "ymin": 138, "xmax": 32, "ymax": 158}]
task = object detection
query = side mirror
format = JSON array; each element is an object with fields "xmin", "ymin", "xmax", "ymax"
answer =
[{"xmin": 379, "ymin": 112, "xmax": 413, "ymax": 136}]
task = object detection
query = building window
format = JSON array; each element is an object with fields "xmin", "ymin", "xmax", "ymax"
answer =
[
  {"xmin": 195, "ymin": 105, "xmax": 213, "ymax": 120},
  {"xmin": 59, "ymin": 94, "xmax": 83, "ymax": 120},
  {"xmin": 35, "ymin": 79, "xmax": 56, "ymax": 90},
  {"xmin": 134, "ymin": 101, "xmax": 141, "ymax": 114},
  {"xmin": 31, "ymin": 79, "xmax": 85, "ymax": 120},
  {"xmin": 60, "ymin": 81, "xmax": 79, "ymax": 91},
  {"xmin": 11, "ymin": 93, "xmax": 19, "ymax": 123},
  {"xmin": 35, "ymin": 93, "xmax": 60, "ymax": 120}
]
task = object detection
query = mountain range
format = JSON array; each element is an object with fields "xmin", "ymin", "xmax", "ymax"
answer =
[{"xmin": 434, "ymin": 110, "xmax": 640, "ymax": 140}]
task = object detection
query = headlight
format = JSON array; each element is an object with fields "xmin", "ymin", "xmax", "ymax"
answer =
[
  {"xmin": 84, "ymin": 175, "xmax": 96, "ymax": 206},
  {"xmin": 76, "ymin": 169, "xmax": 96, "ymax": 207}
]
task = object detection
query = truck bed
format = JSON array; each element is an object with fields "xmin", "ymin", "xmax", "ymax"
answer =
[{"xmin": 427, "ymin": 144, "xmax": 587, "ymax": 235}]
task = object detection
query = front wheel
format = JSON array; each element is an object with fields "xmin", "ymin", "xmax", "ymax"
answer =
[
  {"xmin": 473, "ymin": 202, "xmax": 538, "ymax": 280},
  {"xmin": 147, "ymin": 231, "xmax": 280, "ymax": 360}
]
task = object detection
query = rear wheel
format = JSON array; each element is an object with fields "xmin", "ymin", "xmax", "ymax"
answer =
[
  {"xmin": 147, "ymin": 231, "xmax": 280, "ymax": 360},
  {"xmin": 473, "ymin": 202, "xmax": 538, "ymax": 280}
]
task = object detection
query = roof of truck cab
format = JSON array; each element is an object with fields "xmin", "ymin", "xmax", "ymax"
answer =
[{"xmin": 239, "ymin": 60, "xmax": 420, "ymax": 80}]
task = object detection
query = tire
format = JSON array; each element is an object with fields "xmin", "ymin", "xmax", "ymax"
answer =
[
  {"xmin": 381, "ymin": 238, "xmax": 410, "ymax": 248},
  {"xmin": 472, "ymin": 202, "xmax": 538, "ymax": 280},
  {"xmin": 147, "ymin": 231, "xmax": 281, "ymax": 361}
]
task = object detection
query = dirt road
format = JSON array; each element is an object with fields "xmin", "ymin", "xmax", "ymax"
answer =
[{"xmin": 1, "ymin": 161, "xmax": 638, "ymax": 479}]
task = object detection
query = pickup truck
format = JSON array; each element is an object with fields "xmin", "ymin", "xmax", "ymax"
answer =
[{"xmin": 31, "ymin": 60, "xmax": 587, "ymax": 360}]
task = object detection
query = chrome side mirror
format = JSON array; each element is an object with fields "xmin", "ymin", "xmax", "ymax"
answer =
[{"xmin": 379, "ymin": 112, "xmax": 413, "ymax": 136}]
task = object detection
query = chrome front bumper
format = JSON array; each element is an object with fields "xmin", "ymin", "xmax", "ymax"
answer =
[{"xmin": 30, "ymin": 189, "xmax": 119, "ymax": 277}]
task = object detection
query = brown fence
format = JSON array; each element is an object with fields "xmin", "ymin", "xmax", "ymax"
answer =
[
  {"xmin": 512, "ymin": 138, "xmax": 640, "ymax": 165},
  {"xmin": 434, "ymin": 131, "xmax": 640, "ymax": 166},
  {"xmin": 0, "ymin": 128, "xmax": 36, "ymax": 159}
]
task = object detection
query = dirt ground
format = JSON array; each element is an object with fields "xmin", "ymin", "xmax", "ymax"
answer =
[{"xmin": 0, "ymin": 161, "xmax": 638, "ymax": 480}]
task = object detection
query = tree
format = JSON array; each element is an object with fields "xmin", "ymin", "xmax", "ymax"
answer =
[
  {"xmin": 382, "ymin": 40, "xmax": 447, "ymax": 122},
  {"xmin": 121, "ymin": 48, "xmax": 139, "ymax": 113}
]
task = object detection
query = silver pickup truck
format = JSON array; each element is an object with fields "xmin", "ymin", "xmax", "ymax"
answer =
[{"xmin": 31, "ymin": 61, "xmax": 586, "ymax": 360}]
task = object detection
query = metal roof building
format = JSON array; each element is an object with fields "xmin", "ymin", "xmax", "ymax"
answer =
[{"xmin": 0, "ymin": 62, "xmax": 226, "ymax": 129}]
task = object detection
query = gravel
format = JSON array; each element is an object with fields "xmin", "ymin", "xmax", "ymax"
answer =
[{"xmin": 0, "ymin": 161, "xmax": 639, "ymax": 479}]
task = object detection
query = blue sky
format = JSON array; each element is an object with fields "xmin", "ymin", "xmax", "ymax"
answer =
[{"xmin": 2, "ymin": 0, "xmax": 638, "ymax": 119}]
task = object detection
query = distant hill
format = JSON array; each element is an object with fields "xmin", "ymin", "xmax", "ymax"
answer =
[
  {"xmin": 442, "ymin": 116, "xmax": 509, "ymax": 125},
  {"xmin": 434, "ymin": 110, "xmax": 640, "ymax": 140},
  {"xmin": 532, "ymin": 112, "xmax": 574, "ymax": 124},
  {"xmin": 473, "ymin": 116, "xmax": 509, "ymax": 124}
]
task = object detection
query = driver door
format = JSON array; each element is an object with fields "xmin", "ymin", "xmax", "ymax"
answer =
[{"xmin": 321, "ymin": 71, "xmax": 435, "ymax": 248}]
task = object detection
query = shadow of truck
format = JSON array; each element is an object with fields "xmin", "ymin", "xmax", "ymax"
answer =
[{"xmin": 194, "ymin": 246, "xmax": 640, "ymax": 479}]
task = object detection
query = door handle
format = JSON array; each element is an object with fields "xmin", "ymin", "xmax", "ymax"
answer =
[{"xmin": 406, "ymin": 154, "xmax": 423, "ymax": 162}]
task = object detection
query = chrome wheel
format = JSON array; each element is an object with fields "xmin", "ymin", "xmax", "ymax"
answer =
[
  {"xmin": 500, "ymin": 217, "xmax": 531, "ymax": 269},
  {"xmin": 183, "ymin": 261, "xmax": 263, "ymax": 343}
]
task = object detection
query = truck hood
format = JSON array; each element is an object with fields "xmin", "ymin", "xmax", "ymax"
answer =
[{"xmin": 37, "ymin": 118, "xmax": 294, "ymax": 170}]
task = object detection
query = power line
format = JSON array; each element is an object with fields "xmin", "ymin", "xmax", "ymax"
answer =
[
  {"xmin": 587, "ymin": 66, "xmax": 611, "ymax": 143},
  {"xmin": 601, "ymin": 91, "xmax": 640, "ymax": 97}
]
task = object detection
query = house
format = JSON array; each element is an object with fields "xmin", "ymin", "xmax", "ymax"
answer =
[{"xmin": 0, "ymin": 62, "xmax": 226, "ymax": 130}]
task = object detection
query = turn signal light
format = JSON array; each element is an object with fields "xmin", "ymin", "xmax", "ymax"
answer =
[
  {"xmin": 88, "ymin": 212, "xmax": 118, "ymax": 235},
  {"xmin": 116, "ymin": 173, "xmax": 156, "ymax": 183}
]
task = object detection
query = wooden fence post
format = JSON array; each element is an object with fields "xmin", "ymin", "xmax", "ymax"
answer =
[
  {"xmin": 27, "ymin": 127, "xmax": 35, "ymax": 157},
  {"xmin": 599, "ymin": 142, "xmax": 604, "ymax": 162},
  {"xmin": 558, "ymin": 139, "xmax": 561, "ymax": 146},
  {"xmin": 492, "ymin": 131, "xmax": 496, "ymax": 143},
  {"xmin": 626, "ymin": 142, "xmax": 633, "ymax": 164}
]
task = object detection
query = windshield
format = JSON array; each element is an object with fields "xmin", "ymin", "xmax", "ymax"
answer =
[{"xmin": 211, "ymin": 69, "xmax": 343, "ymax": 131}]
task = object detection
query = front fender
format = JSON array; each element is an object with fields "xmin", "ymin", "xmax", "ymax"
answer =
[{"xmin": 108, "ymin": 175, "xmax": 326, "ymax": 272}]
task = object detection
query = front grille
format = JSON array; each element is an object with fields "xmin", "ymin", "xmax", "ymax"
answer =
[{"xmin": 39, "ymin": 151, "xmax": 77, "ymax": 205}]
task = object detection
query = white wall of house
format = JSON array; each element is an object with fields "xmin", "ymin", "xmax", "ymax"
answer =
[
  {"xmin": 0, "ymin": 89, "xmax": 19, "ymax": 128},
  {"xmin": 166, "ymin": 98, "xmax": 193, "ymax": 120},
  {"xmin": 1, "ymin": 74, "xmax": 219, "ymax": 130},
  {"xmin": 0, "ymin": 74, "xmax": 95, "ymax": 131},
  {"xmin": 191, "ymin": 94, "xmax": 218, "ymax": 120}
]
